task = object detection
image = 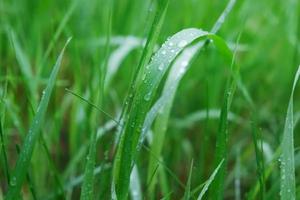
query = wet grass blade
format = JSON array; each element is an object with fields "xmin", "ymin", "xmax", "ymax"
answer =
[
  {"xmin": 144, "ymin": 34, "xmax": 233, "ymax": 198},
  {"xmin": 5, "ymin": 38, "xmax": 71, "ymax": 200},
  {"xmin": 80, "ymin": 129, "xmax": 98, "ymax": 200},
  {"xmin": 197, "ymin": 159, "xmax": 224, "ymax": 200},
  {"xmin": 279, "ymin": 66, "xmax": 300, "ymax": 199},
  {"xmin": 113, "ymin": 28, "xmax": 212, "ymax": 200},
  {"xmin": 114, "ymin": 0, "xmax": 170, "ymax": 148},
  {"xmin": 129, "ymin": 165, "xmax": 142, "ymax": 200},
  {"xmin": 15, "ymin": 144, "xmax": 37, "ymax": 200},
  {"xmin": 146, "ymin": 1, "xmax": 236, "ymax": 196}
]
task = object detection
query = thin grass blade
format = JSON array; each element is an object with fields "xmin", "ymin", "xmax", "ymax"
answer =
[
  {"xmin": 5, "ymin": 38, "xmax": 71, "ymax": 200},
  {"xmin": 279, "ymin": 66, "xmax": 300, "ymax": 199},
  {"xmin": 197, "ymin": 159, "xmax": 224, "ymax": 200}
]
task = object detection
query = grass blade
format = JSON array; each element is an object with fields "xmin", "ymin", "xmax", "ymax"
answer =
[
  {"xmin": 5, "ymin": 38, "xmax": 71, "ymax": 200},
  {"xmin": 197, "ymin": 159, "xmax": 224, "ymax": 200},
  {"xmin": 129, "ymin": 165, "xmax": 142, "ymax": 200},
  {"xmin": 0, "ymin": 117, "xmax": 10, "ymax": 185},
  {"xmin": 183, "ymin": 160, "xmax": 194, "ymax": 200},
  {"xmin": 279, "ymin": 65, "xmax": 300, "ymax": 199},
  {"xmin": 80, "ymin": 129, "xmax": 98, "ymax": 200},
  {"xmin": 146, "ymin": 0, "xmax": 236, "ymax": 196},
  {"xmin": 145, "ymin": 34, "xmax": 233, "ymax": 198},
  {"xmin": 113, "ymin": 28, "xmax": 211, "ymax": 200}
]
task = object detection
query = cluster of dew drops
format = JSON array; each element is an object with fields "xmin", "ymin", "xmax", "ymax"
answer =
[
  {"xmin": 142, "ymin": 31, "xmax": 198, "ymax": 102},
  {"xmin": 278, "ymin": 156, "xmax": 293, "ymax": 197}
]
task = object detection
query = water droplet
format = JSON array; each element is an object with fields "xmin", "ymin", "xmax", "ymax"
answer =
[
  {"xmin": 131, "ymin": 122, "xmax": 135, "ymax": 128},
  {"xmin": 169, "ymin": 42, "xmax": 174, "ymax": 46},
  {"xmin": 178, "ymin": 40, "xmax": 188, "ymax": 47},
  {"xmin": 144, "ymin": 93, "xmax": 151, "ymax": 101},
  {"xmin": 161, "ymin": 50, "xmax": 166, "ymax": 55},
  {"xmin": 158, "ymin": 63, "xmax": 164, "ymax": 71},
  {"xmin": 179, "ymin": 68, "xmax": 185, "ymax": 74},
  {"xmin": 10, "ymin": 177, "xmax": 17, "ymax": 186},
  {"xmin": 142, "ymin": 73, "xmax": 146, "ymax": 81},
  {"xmin": 181, "ymin": 61, "xmax": 188, "ymax": 67}
]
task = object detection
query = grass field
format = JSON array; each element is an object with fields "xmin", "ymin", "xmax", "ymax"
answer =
[{"xmin": 0, "ymin": 0, "xmax": 300, "ymax": 199}]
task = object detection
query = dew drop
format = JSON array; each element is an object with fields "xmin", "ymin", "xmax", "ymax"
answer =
[
  {"xmin": 10, "ymin": 177, "xmax": 17, "ymax": 186},
  {"xmin": 158, "ymin": 63, "xmax": 164, "ymax": 71},
  {"xmin": 161, "ymin": 50, "xmax": 166, "ymax": 55},
  {"xmin": 181, "ymin": 61, "xmax": 188, "ymax": 67},
  {"xmin": 142, "ymin": 73, "xmax": 146, "ymax": 81},
  {"xmin": 144, "ymin": 93, "xmax": 151, "ymax": 101},
  {"xmin": 178, "ymin": 40, "xmax": 188, "ymax": 48}
]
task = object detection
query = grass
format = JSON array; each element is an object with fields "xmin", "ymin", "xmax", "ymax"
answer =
[
  {"xmin": 0, "ymin": 0, "xmax": 300, "ymax": 199},
  {"xmin": 5, "ymin": 38, "xmax": 71, "ymax": 199},
  {"xmin": 279, "ymin": 66, "xmax": 300, "ymax": 199}
]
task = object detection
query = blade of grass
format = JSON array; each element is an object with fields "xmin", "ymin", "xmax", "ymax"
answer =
[
  {"xmin": 39, "ymin": 0, "xmax": 78, "ymax": 74},
  {"xmin": 144, "ymin": 34, "xmax": 233, "ymax": 198},
  {"xmin": 209, "ymin": 33, "xmax": 239, "ymax": 200},
  {"xmin": 80, "ymin": 128, "xmax": 98, "ymax": 200},
  {"xmin": 183, "ymin": 159, "xmax": 194, "ymax": 200},
  {"xmin": 5, "ymin": 38, "xmax": 71, "ymax": 200},
  {"xmin": 9, "ymin": 30, "xmax": 37, "ymax": 106},
  {"xmin": 129, "ymin": 165, "xmax": 142, "ymax": 200},
  {"xmin": 65, "ymin": 88, "xmax": 120, "ymax": 126},
  {"xmin": 279, "ymin": 65, "xmax": 300, "ymax": 199},
  {"xmin": 197, "ymin": 159, "xmax": 224, "ymax": 200},
  {"xmin": 0, "ymin": 116, "xmax": 10, "ymax": 185},
  {"xmin": 105, "ymin": 37, "xmax": 140, "ymax": 89},
  {"xmin": 146, "ymin": 0, "xmax": 236, "ymax": 197},
  {"xmin": 113, "ymin": 28, "xmax": 212, "ymax": 200},
  {"xmin": 113, "ymin": 0, "xmax": 169, "ymax": 149},
  {"xmin": 15, "ymin": 144, "xmax": 37, "ymax": 200}
]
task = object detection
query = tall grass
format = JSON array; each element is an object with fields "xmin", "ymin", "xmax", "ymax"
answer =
[
  {"xmin": 5, "ymin": 38, "xmax": 71, "ymax": 199},
  {"xmin": 1, "ymin": 0, "xmax": 300, "ymax": 199}
]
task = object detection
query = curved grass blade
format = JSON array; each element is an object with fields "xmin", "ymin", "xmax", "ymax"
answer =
[
  {"xmin": 197, "ymin": 159, "xmax": 224, "ymax": 200},
  {"xmin": 113, "ymin": 0, "xmax": 170, "ymax": 150},
  {"xmin": 9, "ymin": 30, "xmax": 37, "ymax": 105},
  {"xmin": 105, "ymin": 37, "xmax": 140, "ymax": 88},
  {"xmin": 279, "ymin": 65, "xmax": 300, "ymax": 199},
  {"xmin": 5, "ymin": 38, "xmax": 71, "ymax": 200},
  {"xmin": 144, "ymin": 35, "xmax": 233, "ymax": 198},
  {"xmin": 113, "ymin": 28, "xmax": 212, "ymax": 200},
  {"xmin": 171, "ymin": 109, "xmax": 242, "ymax": 129},
  {"xmin": 146, "ymin": 0, "xmax": 236, "ymax": 196}
]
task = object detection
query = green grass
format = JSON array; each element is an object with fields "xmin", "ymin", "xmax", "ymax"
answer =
[
  {"xmin": 5, "ymin": 38, "xmax": 71, "ymax": 199},
  {"xmin": 279, "ymin": 66, "xmax": 300, "ymax": 199},
  {"xmin": 0, "ymin": 0, "xmax": 300, "ymax": 199}
]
